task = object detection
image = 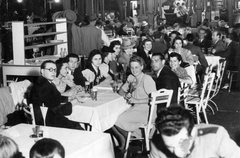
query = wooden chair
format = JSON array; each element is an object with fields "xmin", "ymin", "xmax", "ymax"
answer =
[
  {"xmin": 123, "ymin": 89, "xmax": 173, "ymax": 158},
  {"xmin": 185, "ymin": 73, "xmax": 215, "ymax": 124}
]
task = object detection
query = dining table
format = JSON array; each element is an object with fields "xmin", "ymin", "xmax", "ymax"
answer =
[
  {"xmin": 1, "ymin": 123, "xmax": 115, "ymax": 158},
  {"xmin": 66, "ymin": 81, "xmax": 131, "ymax": 132}
]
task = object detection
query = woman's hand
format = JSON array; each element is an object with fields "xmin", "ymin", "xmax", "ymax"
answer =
[{"xmin": 124, "ymin": 92, "xmax": 132, "ymax": 100}]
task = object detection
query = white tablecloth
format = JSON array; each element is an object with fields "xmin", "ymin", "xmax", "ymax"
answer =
[
  {"xmin": 1, "ymin": 124, "xmax": 115, "ymax": 158},
  {"xmin": 67, "ymin": 83, "xmax": 130, "ymax": 132}
]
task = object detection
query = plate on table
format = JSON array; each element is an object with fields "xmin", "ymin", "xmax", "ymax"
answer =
[{"xmin": 49, "ymin": 40, "xmax": 63, "ymax": 43}]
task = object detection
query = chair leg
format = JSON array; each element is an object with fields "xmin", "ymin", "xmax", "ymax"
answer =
[
  {"xmin": 202, "ymin": 106, "xmax": 209, "ymax": 124},
  {"xmin": 207, "ymin": 103, "xmax": 215, "ymax": 115},
  {"xmin": 228, "ymin": 73, "xmax": 234, "ymax": 92},
  {"xmin": 124, "ymin": 132, "xmax": 131, "ymax": 158},
  {"xmin": 144, "ymin": 128, "xmax": 150, "ymax": 151},
  {"xmin": 196, "ymin": 104, "xmax": 200, "ymax": 124},
  {"xmin": 208, "ymin": 99, "xmax": 219, "ymax": 111}
]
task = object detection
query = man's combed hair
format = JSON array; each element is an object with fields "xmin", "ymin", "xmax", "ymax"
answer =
[
  {"xmin": 155, "ymin": 106, "xmax": 194, "ymax": 136},
  {"xmin": 30, "ymin": 138, "xmax": 65, "ymax": 158}
]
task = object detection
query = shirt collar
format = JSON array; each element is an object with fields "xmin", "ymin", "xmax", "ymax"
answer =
[{"xmin": 156, "ymin": 66, "xmax": 164, "ymax": 78}]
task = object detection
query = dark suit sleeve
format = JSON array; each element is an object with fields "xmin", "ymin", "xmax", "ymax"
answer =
[
  {"xmin": 73, "ymin": 67, "xmax": 87, "ymax": 87},
  {"xmin": 197, "ymin": 47, "xmax": 208, "ymax": 69}
]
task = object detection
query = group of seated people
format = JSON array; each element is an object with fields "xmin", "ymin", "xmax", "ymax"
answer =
[{"xmin": 16, "ymin": 20, "xmax": 240, "ymax": 157}]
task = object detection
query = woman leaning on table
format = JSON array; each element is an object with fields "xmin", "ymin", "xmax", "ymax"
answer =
[
  {"xmin": 111, "ymin": 55, "xmax": 156, "ymax": 152},
  {"xmin": 86, "ymin": 49, "xmax": 112, "ymax": 85}
]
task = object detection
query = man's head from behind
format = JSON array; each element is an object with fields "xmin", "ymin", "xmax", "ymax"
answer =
[
  {"xmin": 30, "ymin": 138, "xmax": 65, "ymax": 158},
  {"xmin": 40, "ymin": 60, "xmax": 57, "ymax": 82},
  {"xmin": 155, "ymin": 106, "xmax": 195, "ymax": 157}
]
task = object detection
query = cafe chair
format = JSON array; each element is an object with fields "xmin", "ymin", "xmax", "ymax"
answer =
[
  {"xmin": 185, "ymin": 73, "xmax": 215, "ymax": 124},
  {"xmin": 208, "ymin": 59, "xmax": 226, "ymax": 112},
  {"xmin": 123, "ymin": 89, "xmax": 173, "ymax": 158}
]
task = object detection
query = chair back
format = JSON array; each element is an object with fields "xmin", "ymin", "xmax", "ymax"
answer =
[
  {"xmin": 200, "ymin": 72, "xmax": 215, "ymax": 109},
  {"xmin": 40, "ymin": 104, "xmax": 48, "ymax": 126},
  {"xmin": 185, "ymin": 65, "xmax": 197, "ymax": 86},
  {"xmin": 148, "ymin": 89, "xmax": 173, "ymax": 127},
  {"xmin": 212, "ymin": 59, "xmax": 226, "ymax": 96}
]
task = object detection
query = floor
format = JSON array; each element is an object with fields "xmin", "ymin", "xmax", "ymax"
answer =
[{"xmin": 115, "ymin": 87, "xmax": 240, "ymax": 158}]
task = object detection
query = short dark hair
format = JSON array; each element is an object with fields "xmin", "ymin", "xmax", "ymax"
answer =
[
  {"xmin": 169, "ymin": 31, "xmax": 180, "ymax": 38},
  {"xmin": 155, "ymin": 106, "xmax": 194, "ymax": 136},
  {"xmin": 152, "ymin": 53, "xmax": 165, "ymax": 60},
  {"xmin": 87, "ymin": 49, "xmax": 102, "ymax": 66},
  {"xmin": 30, "ymin": 138, "xmax": 65, "ymax": 158},
  {"xmin": 40, "ymin": 60, "xmax": 55, "ymax": 69},
  {"xmin": 109, "ymin": 40, "xmax": 121, "ymax": 50},
  {"xmin": 55, "ymin": 57, "xmax": 68, "ymax": 77},
  {"xmin": 65, "ymin": 53, "xmax": 79, "ymax": 62},
  {"xmin": 185, "ymin": 33, "xmax": 195, "ymax": 42},
  {"xmin": 169, "ymin": 52, "xmax": 183, "ymax": 62},
  {"xmin": 172, "ymin": 36, "xmax": 183, "ymax": 47},
  {"xmin": 225, "ymin": 32, "xmax": 234, "ymax": 40}
]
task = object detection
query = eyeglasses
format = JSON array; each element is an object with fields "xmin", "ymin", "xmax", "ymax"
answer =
[{"xmin": 44, "ymin": 68, "xmax": 57, "ymax": 72}]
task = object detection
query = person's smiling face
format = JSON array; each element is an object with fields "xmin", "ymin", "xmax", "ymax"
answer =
[
  {"xmin": 130, "ymin": 61, "xmax": 143, "ymax": 77},
  {"xmin": 169, "ymin": 56, "xmax": 181, "ymax": 70},
  {"xmin": 174, "ymin": 39, "xmax": 183, "ymax": 50}
]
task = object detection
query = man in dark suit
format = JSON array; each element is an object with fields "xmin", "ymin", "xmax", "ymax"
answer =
[
  {"xmin": 217, "ymin": 33, "xmax": 240, "ymax": 89},
  {"xmin": 65, "ymin": 53, "xmax": 86, "ymax": 87},
  {"xmin": 151, "ymin": 53, "xmax": 181, "ymax": 106},
  {"xmin": 30, "ymin": 60, "xmax": 83, "ymax": 130},
  {"xmin": 184, "ymin": 33, "xmax": 208, "ymax": 82},
  {"xmin": 193, "ymin": 28, "xmax": 212, "ymax": 54},
  {"xmin": 211, "ymin": 30, "xmax": 226, "ymax": 55}
]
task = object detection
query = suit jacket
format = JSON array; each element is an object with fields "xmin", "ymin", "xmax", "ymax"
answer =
[
  {"xmin": 213, "ymin": 39, "xmax": 226, "ymax": 53},
  {"xmin": 193, "ymin": 38, "xmax": 212, "ymax": 54},
  {"xmin": 73, "ymin": 66, "xmax": 86, "ymax": 87},
  {"xmin": 79, "ymin": 24, "xmax": 102, "ymax": 57},
  {"xmin": 184, "ymin": 43, "xmax": 208, "ymax": 69},
  {"xmin": 215, "ymin": 41, "xmax": 239, "ymax": 70},
  {"xmin": 155, "ymin": 66, "xmax": 181, "ymax": 104},
  {"xmin": 30, "ymin": 76, "xmax": 77, "ymax": 129}
]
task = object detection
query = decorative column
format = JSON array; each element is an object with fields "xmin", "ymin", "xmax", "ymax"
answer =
[
  {"xmin": 228, "ymin": 0, "xmax": 233, "ymax": 27},
  {"xmin": 63, "ymin": 0, "xmax": 71, "ymax": 10}
]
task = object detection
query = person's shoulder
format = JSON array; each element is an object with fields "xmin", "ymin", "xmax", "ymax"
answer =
[{"xmin": 195, "ymin": 124, "xmax": 223, "ymax": 137}]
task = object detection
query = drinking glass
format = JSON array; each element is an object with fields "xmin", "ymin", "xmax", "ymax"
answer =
[
  {"xmin": 91, "ymin": 88, "xmax": 98, "ymax": 101},
  {"xmin": 85, "ymin": 81, "xmax": 90, "ymax": 93}
]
